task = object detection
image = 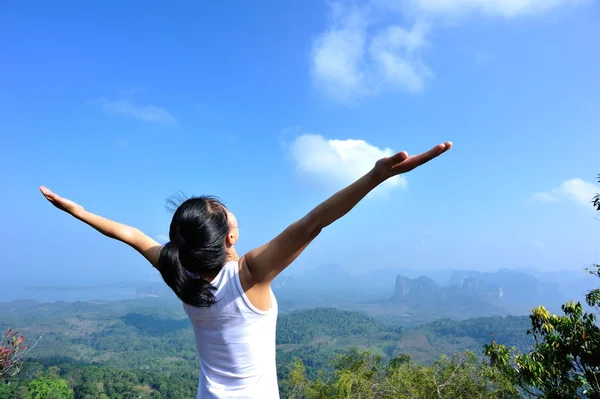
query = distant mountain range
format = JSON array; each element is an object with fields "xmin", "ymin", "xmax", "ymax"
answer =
[
  {"xmin": 7, "ymin": 264, "xmax": 594, "ymax": 324},
  {"xmin": 271, "ymin": 264, "xmax": 592, "ymax": 319},
  {"xmin": 445, "ymin": 269, "xmax": 567, "ymax": 313},
  {"xmin": 377, "ymin": 274, "xmax": 508, "ymax": 319}
]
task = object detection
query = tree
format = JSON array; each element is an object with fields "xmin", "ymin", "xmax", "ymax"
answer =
[
  {"xmin": 283, "ymin": 348, "xmax": 519, "ymax": 399},
  {"xmin": 485, "ymin": 176, "xmax": 600, "ymax": 398},
  {"xmin": 27, "ymin": 377, "xmax": 73, "ymax": 399}
]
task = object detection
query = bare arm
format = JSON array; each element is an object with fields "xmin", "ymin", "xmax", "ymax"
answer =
[
  {"xmin": 244, "ymin": 141, "xmax": 452, "ymax": 284},
  {"xmin": 39, "ymin": 187, "xmax": 162, "ymax": 267}
]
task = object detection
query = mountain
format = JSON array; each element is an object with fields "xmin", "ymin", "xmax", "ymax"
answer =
[
  {"xmin": 354, "ymin": 267, "xmax": 458, "ymax": 287},
  {"xmin": 447, "ymin": 269, "xmax": 566, "ymax": 313},
  {"xmin": 514, "ymin": 267, "xmax": 597, "ymax": 304},
  {"xmin": 391, "ymin": 276, "xmax": 441, "ymax": 303},
  {"xmin": 272, "ymin": 265, "xmax": 575, "ymax": 319},
  {"xmin": 385, "ymin": 274, "xmax": 508, "ymax": 319},
  {"xmin": 448, "ymin": 276, "xmax": 502, "ymax": 300}
]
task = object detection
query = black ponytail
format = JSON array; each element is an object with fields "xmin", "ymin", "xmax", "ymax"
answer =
[{"xmin": 158, "ymin": 195, "xmax": 230, "ymax": 307}]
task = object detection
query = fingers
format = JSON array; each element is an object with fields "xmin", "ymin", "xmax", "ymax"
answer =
[
  {"xmin": 412, "ymin": 142, "xmax": 452, "ymax": 166},
  {"xmin": 40, "ymin": 186, "xmax": 62, "ymax": 207},
  {"xmin": 388, "ymin": 142, "xmax": 452, "ymax": 174},
  {"xmin": 387, "ymin": 151, "xmax": 409, "ymax": 165},
  {"xmin": 40, "ymin": 186, "xmax": 57, "ymax": 200},
  {"xmin": 39, "ymin": 186, "xmax": 53, "ymax": 197}
]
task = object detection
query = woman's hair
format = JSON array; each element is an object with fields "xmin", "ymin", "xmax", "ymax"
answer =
[{"xmin": 157, "ymin": 195, "xmax": 230, "ymax": 307}]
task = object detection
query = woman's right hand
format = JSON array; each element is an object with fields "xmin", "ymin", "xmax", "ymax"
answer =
[
  {"xmin": 371, "ymin": 141, "xmax": 452, "ymax": 183},
  {"xmin": 39, "ymin": 186, "xmax": 84, "ymax": 216}
]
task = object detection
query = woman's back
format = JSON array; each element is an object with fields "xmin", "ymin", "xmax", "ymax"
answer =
[{"xmin": 184, "ymin": 261, "xmax": 279, "ymax": 399}]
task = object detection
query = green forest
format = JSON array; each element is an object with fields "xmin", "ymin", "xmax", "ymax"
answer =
[{"xmin": 0, "ymin": 301, "xmax": 530, "ymax": 399}]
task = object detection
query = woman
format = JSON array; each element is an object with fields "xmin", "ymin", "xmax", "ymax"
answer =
[{"xmin": 40, "ymin": 141, "xmax": 452, "ymax": 398}]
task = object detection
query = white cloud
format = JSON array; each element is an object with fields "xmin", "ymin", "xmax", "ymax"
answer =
[
  {"xmin": 560, "ymin": 178, "xmax": 599, "ymax": 206},
  {"xmin": 289, "ymin": 133, "xmax": 406, "ymax": 193},
  {"xmin": 407, "ymin": 0, "xmax": 582, "ymax": 18},
  {"xmin": 311, "ymin": 0, "xmax": 584, "ymax": 102},
  {"xmin": 532, "ymin": 178, "xmax": 599, "ymax": 208},
  {"xmin": 311, "ymin": 6, "xmax": 368, "ymax": 101},
  {"xmin": 369, "ymin": 22, "xmax": 432, "ymax": 92},
  {"xmin": 534, "ymin": 239, "xmax": 545, "ymax": 248},
  {"xmin": 531, "ymin": 191, "xmax": 557, "ymax": 203},
  {"xmin": 311, "ymin": 5, "xmax": 431, "ymax": 102},
  {"xmin": 91, "ymin": 98, "xmax": 176, "ymax": 124}
]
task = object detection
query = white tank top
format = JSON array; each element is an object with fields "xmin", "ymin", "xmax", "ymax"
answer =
[{"xmin": 183, "ymin": 261, "xmax": 279, "ymax": 399}]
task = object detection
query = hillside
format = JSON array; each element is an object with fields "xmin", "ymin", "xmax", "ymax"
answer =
[
  {"xmin": 276, "ymin": 307, "xmax": 401, "ymax": 344},
  {"xmin": 0, "ymin": 300, "xmax": 532, "ymax": 398}
]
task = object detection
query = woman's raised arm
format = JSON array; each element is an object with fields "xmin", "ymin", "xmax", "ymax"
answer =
[
  {"xmin": 39, "ymin": 186, "xmax": 162, "ymax": 267},
  {"xmin": 243, "ymin": 141, "xmax": 452, "ymax": 284}
]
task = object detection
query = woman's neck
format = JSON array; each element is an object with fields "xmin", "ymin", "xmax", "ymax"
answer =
[{"xmin": 226, "ymin": 247, "xmax": 239, "ymax": 262}]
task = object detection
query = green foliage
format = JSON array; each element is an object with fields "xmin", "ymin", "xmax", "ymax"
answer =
[
  {"xmin": 0, "ymin": 383, "xmax": 31, "ymax": 399},
  {"xmin": 0, "ymin": 362, "xmax": 197, "ymax": 399},
  {"xmin": 122, "ymin": 313, "xmax": 189, "ymax": 336},
  {"xmin": 283, "ymin": 348, "xmax": 520, "ymax": 399},
  {"xmin": 485, "ymin": 182, "xmax": 600, "ymax": 398},
  {"xmin": 27, "ymin": 377, "xmax": 73, "ymax": 399},
  {"xmin": 485, "ymin": 301, "xmax": 600, "ymax": 398},
  {"xmin": 422, "ymin": 316, "xmax": 533, "ymax": 353},
  {"xmin": 276, "ymin": 308, "xmax": 401, "ymax": 344},
  {"xmin": 277, "ymin": 344, "xmax": 343, "ymax": 381}
]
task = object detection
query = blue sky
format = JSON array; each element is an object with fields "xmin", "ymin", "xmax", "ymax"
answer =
[{"xmin": 1, "ymin": 0, "xmax": 599, "ymax": 288}]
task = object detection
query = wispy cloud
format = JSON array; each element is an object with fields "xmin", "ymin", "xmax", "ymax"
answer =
[
  {"xmin": 312, "ymin": 0, "xmax": 584, "ymax": 103},
  {"xmin": 406, "ymin": 0, "xmax": 583, "ymax": 18},
  {"xmin": 90, "ymin": 97, "xmax": 176, "ymax": 124},
  {"xmin": 289, "ymin": 133, "xmax": 406, "ymax": 193},
  {"xmin": 532, "ymin": 178, "xmax": 599, "ymax": 208},
  {"xmin": 531, "ymin": 191, "xmax": 557, "ymax": 203},
  {"xmin": 311, "ymin": 5, "xmax": 430, "ymax": 103}
]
